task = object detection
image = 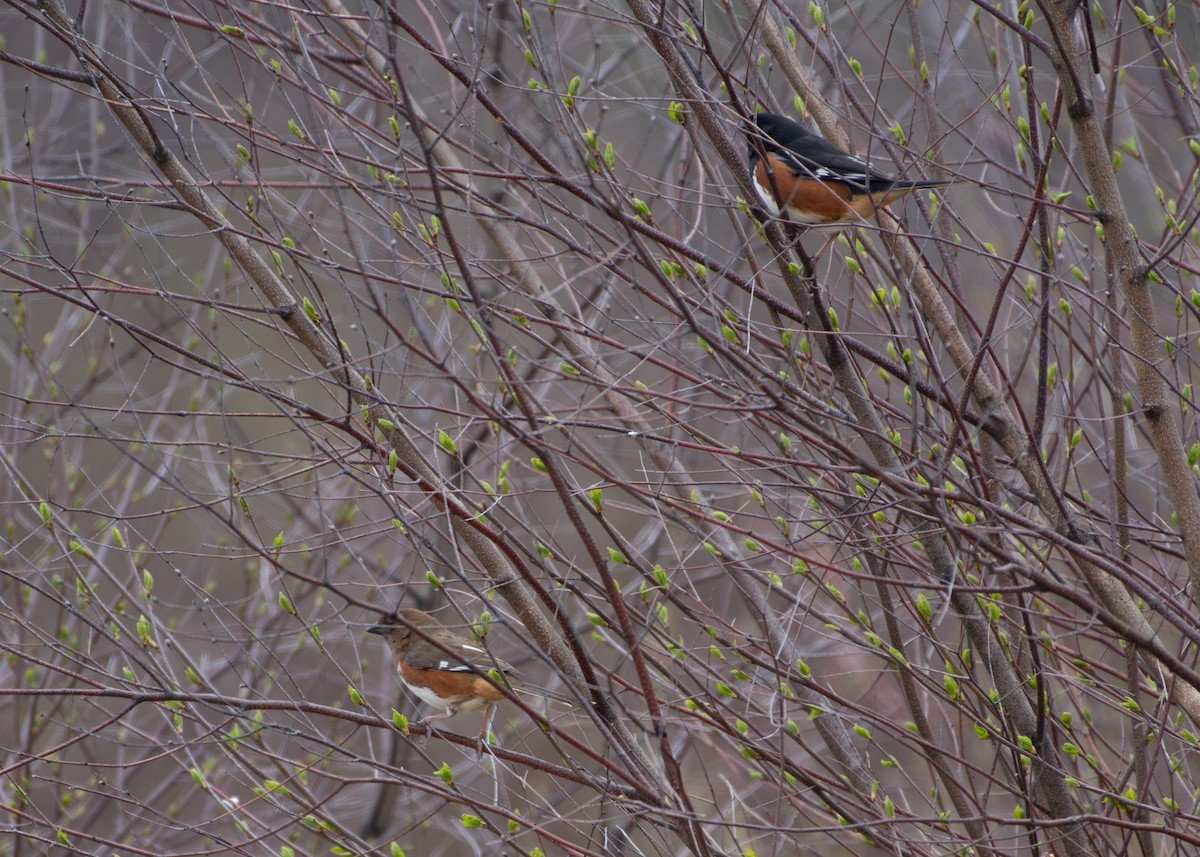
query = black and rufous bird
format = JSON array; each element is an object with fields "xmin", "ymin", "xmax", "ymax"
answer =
[{"xmin": 747, "ymin": 112, "xmax": 954, "ymax": 224}]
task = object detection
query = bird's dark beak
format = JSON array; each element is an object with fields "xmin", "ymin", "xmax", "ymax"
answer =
[{"xmin": 366, "ymin": 625, "xmax": 386, "ymax": 635}]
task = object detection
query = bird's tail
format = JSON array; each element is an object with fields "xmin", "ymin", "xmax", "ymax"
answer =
[
  {"xmin": 885, "ymin": 178, "xmax": 958, "ymax": 190},
  {"xmin": 862, "ymin": 178, "xmax": 958, "ymax": 212},
  {"xmin": 517, "ymin": 684, "xmax": 579, "ymax": 707}
]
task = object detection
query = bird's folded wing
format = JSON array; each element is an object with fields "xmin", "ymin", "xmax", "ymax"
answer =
[{"xmin": 405, "ymin": 640, "xmax": 519, "ymax": 676}]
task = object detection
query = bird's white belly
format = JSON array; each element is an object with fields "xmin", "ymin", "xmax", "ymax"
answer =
[
  {"xmin": 752, "ymin": 176, "xmax": 782, "ymax": 216},
  {"xmin": 404, "ymin": 679, "xmax": 455, "ymax": 710},
  {"xmin": 753, "ymin": 175, "xmax": 835, "ymax": 224}
]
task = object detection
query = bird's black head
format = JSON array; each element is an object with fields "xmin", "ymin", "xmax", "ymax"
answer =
[
  {"xmin": 753, "ymin": 112, "xmax": 815, "ymax": 150},
  {"xmin": 753, "ymin": 112, "xmax": 791, "ymax": 136},
  {"xmin": 747, "ymin": 112, "xmax": 802, "ymax": 162}
]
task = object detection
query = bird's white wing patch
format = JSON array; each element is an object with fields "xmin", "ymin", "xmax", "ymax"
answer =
[
  {"xmin": 437, "ymin": 660, "xmax": 476, "ymax": 671},
  {"xmin": 818, "ymin": 159, "xmax": 870, "ymax": 182},
  {"xmin": 792, "ymin": 159, "xmax": 870, "ymax": 183}
]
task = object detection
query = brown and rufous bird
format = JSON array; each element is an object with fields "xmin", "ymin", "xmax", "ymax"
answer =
[{"xmin": 368, "ymin": 607, "xmax": 553, "ymax": 728}]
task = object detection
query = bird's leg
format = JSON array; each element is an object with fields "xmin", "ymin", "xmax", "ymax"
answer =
[
  {"xmin": 781, "ymin": 218, "xmax": 808, "ymax": 244},
  {"xmin": 418, "ymin": 708, "xmax": 454, "ymax": 741},
  {"xmin": 475, "ymin": 702, "xmax": 496, "ymax": 754}
]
